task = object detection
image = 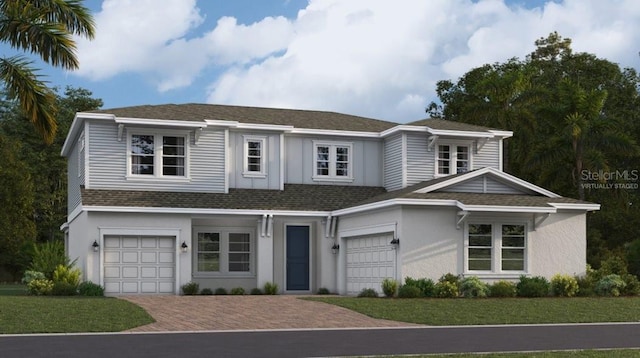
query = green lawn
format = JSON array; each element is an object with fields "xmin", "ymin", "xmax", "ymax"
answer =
[
  {"xmin": 0, "ymin": 284, "xmax": 27, "ymax": 296},
  {"xmin": 305, "ymin": 297, "xmax": 640, "ymax": 325},
  {"xmin": 0, "ymin": 296, "xmax": 154, "ymax": 333}
]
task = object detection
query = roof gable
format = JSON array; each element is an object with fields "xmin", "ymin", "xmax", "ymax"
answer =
[{"xmin": 435, "ymin": 174, "xmax": 538, "ymax": 195}]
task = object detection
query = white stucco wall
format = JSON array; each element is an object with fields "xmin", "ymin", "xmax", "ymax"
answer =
[{"xmin": 528, "ymin": 211, "xmax": 587, "ymax": 277}]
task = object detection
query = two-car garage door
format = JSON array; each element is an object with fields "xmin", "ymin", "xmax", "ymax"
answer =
[
  {"xmin": 345, "ymin": 232, "xmax": 396, "ymax": 296},
  {"xmin": 103, "ymin": 235, "xmax": 176, "ymax": 295}
]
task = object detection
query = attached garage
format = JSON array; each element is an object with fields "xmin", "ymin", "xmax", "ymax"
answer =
[
  {"xmin": 345, "ymin": 232, "xmax": 396, "ymax": 295},
  {"xmin": 103, "ymin": 235, "xmax": 176, "ymax": 295}
]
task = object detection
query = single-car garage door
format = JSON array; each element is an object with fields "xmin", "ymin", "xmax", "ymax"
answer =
[
  {"xmin": 104, "ymin": 235, "xmax": 176, "ymax": 295},
  {"xmin": 345, "ymin": 232, "xmax": 396, "ymax": 296}
]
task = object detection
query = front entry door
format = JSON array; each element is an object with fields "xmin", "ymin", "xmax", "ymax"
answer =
[{"xmin": 286, "ymin": 225, "xmax": 310, "ymax": 291}]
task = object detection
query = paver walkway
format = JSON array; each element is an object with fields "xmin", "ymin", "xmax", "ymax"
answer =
[{"xmin": 123, "ymin": 295, "xmax": 418, "ymax": 332}]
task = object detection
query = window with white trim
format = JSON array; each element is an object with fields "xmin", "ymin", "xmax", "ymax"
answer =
[
  {"xmin": 437, "ymin": 144, "xmax": 470, "ymax": 175},
  {"xmin": 194, "ymin": 228, "xmax": 253, "ymax": 275},
  {"xmin": 129, "ymin": 132, "xmax": 188, "ymax": 178},
  {"xmin": 243, "ymin": 136, "xmax": 266, "ymax": 177},
  {"xmin": 466, "ymin": 223, "xmax": 527, "ymax": 273},
  {"xmin": 313, "ymin": 141, "xmax": 353, "ymax": 181}
]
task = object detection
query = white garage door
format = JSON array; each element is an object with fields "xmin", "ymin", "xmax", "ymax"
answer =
[
  {"xmin": 103, "ymin": 235, "xmax": 176, "ymax": 295},
  {"xmin": 345, "ymin": 232, "xmax": 396, "ymax": 296}
]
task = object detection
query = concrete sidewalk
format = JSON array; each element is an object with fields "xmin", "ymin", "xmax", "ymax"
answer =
[{"xmin": 123, "ymin": 295, "xmax": 418, "ymax": 332}]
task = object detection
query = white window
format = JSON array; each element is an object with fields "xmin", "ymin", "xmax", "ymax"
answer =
[
  {"xmin": 194, "ymin": 228, "xmax": 253, "ymax": 275},
  {"xmin": 466, "ymin": 223, "xmax": 527, "ymax": 274},
  {"xmin": 128, "ymin": 132, "xmax": 188, "ymax": 178},
  {"xmin": 313, "ymin": 141, "xmax": 353, "ymax": 181},
  {"xmin": 243, "ymin": 136, "xmax": 266, "ymax": 177},
  {"xmin": 437, "ymin": 144, "xmax": 470, "ymax": 175}
]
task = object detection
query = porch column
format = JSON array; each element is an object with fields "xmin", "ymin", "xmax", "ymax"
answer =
[{"xmin": 257, "ymin": 214, "xmax": 274, "ymax": 287}]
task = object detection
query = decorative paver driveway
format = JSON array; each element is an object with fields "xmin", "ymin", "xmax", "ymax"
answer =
[{"xmin": 123, "ymin": 295, "xmax": 418, "ymax": 332}]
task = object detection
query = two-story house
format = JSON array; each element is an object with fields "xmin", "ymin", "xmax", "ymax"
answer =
[{"xmin": 61, "ymin": 104, "xmax": 599, "ymax": 295}]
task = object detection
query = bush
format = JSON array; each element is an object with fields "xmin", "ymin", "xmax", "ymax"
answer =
[
  {"xmin": 627, "ymin": 239, "xmax": 640, "ymax": 277},
  {"xmin": 404, "ymin": 277, "xmax": 435, "ymax": 297},
  {"xmin": 78, "ymin": 281, "xmax": 105, "ymax": 296},
  {"xmin": 489, "ymin": 280, "xmax": 517, "ymax": 298},
  {"xmin": 230, "ymin": 287, "xmax": 245, "ymax": 295},
  {"xmin": 250, "ymin": 288, "xmax": 263, "ymax": 295},
  {"xmin": 52, "ymin": 281, "xmax": 78, "ymax": 296},
  {"xmin": 434, "ymin": 281, "xmax": 459, "ymax": 298},
  {"xmin": 214, "ymin": 287, "xmax": 228, "ymax": 295},
  {"xmin": 52, "ymin": 264, "xmax": 81, "ymax": 287},
  {"xmin": 550, "ymin": 274, "xmax": 579, "ymax": 297},
  {"xmin": 599, "ymin": 255, "xmax": 628, "ymax": 277},
  {"xmin": 516, "ymin": 276, "xmax": 550, "ymax": 297},
  {"xmin": 460, "ymin": 276, "xmax": 489, "ymax": 298},
  {"xmin": 575, "ymin": 275, "xmax": 595, "ymax": 297},
  {"xmin": 439, "ymin": 273, "xmax": 461, "ymax": 287},
  {"xmin": 381, "ymin": 278, "xmax": 398, "ymax": 298},
  {"xmin": 21, "ymin": 270, "xmax": 45, "ymax": 285},
  {"xmin": 398, "ymin": 285, "xmax": 421, "ymax": 298},
  {"xmin": 595, "ymin": 274, "xmax": 626, "ymax": 297},
  {"xmin": 181, "ymin": 282, "xmax": 200, "ymax": 295},
  {"xmin": 27, "ymin": 278, "xmax": 54, "ymax": 296},
  {"xmin": 357, "ymin": 288, "xmax": 378, "ymax": 297},
  {"xmin": 622, "ymin": 274, "xmax": 640, "ymax": 296},
  {"xmin": 317, "ymin": 287, "xmax": 330, "ymax": 295},
  {"xmin": 200, "ymin": 288, "xmax": 213, "ymax": 295},
  {"xmin": 263, "ymin": 282, "xmax": 278, "ymax": 295},
  {"xmin": 29, "ymin": 241, "xmax": 75, "ymax": 279}
]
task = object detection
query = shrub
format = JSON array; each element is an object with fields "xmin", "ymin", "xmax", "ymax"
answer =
[
  {"xmin": 357, "ymin": 288, "xmax": 378, "ymax": 297},
  {"xmin": 439, "ymin": 273, "xmax": 461, "ymax": 287},
  {"xmin": 181, "ymin": 282, "xmax": 200, "ymax": 295},
  {"xmin": 404, "ymin": 277, "xmax": 435, "ymax": 297},
  {"xmin": 398, "ymin": 285, "xmax": 421, "ymax": 298},
  {"xmin": 595, "ymin": 274, "xmax": 626, "ymax": 297},
  {"xmin": 263, "ymin": 282, "xmax": 278, "ymax": 295},
  {"xmin": 516, "ymin": 276, "xmax": 550, "ymax": 297},
  {"xmin": 214, "ymin": 287, "xmax": 228, "ymax": 295},
  {"xmin": 460, "ymin": 276, "xmax": 489, "ymax": 298},
  {"xmin": 29, "ymin": 241, "xmax": 75, "ymax": 279},
  {"xmin": 52, "ymin": 264, "xmax": 81, "ymax": 287},
  {"xmin": 52, "ymin": 281, "xmax": 78, "ymax": 296},
  {"xmin": 27, "ymin": 278, "xmax": 54, "ymax": 296},
  {"xmin": 381, "ymin": 278, "xmax": 398, "ymax": 298},
  {"xmin": 622, "ymin": 274, "xmax": 640, "ymax": 296},
  {"xmin": 434, "ymin": 281, "xmax": 459, "ymax": 298},
  {"xmin": 250, "ymin": 288, "xmax": 263, "ymax": 295},
  {"xmin": 230, "ymin": 287, "xmax": 245, "ymax": 295},
  {"xmin": 550, "ymin": 274, "xmax": 579, "ymax": 297},
  {"xmin": 627, "ymin": 239, "xmax": 640, "ymax": 277},
  {"xmin": 599, "ymin": 255, "xmax": 628, "ymax": 277},
  {"xmin": 21, "ymin": 270, "xmax": 45, "ymax": 285},
  {"xmin": 489, "ymin": 280, "xmax": 517, "ymax": 298},
  {"xmin": 200, "ymin": 288, "xmax": 213, "ymax": 295},
  {"xmin": 78, "ymin": 281, "xmax": 105, "ymax": 296},
  {"xmin": 317, "ymin": 287, "xmax": 330, "ymax": 295},
  {"xmin": 575, "ymin": 275, "xmax": 595, "ymax": 297}
]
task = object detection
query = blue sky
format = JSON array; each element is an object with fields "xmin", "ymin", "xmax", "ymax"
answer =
[{"xmin": 22, "ymin": 0, "xmax": 640, "ymax": 123}]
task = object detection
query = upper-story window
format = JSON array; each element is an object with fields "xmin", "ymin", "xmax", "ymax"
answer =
[
  {"xmin": 313, "ymin": 141, "xmax": 353, "ymax": 181},
  {"xmin": 243, "ymin": 136, "xmax": 266, "ymax": 177},
  {"xmin": 436, "ymin": 144, "xmax": 470, "ymax": 175},
  {"xmin": 129, "ymin": 132, "xmax": 188, "ymax": 178}
]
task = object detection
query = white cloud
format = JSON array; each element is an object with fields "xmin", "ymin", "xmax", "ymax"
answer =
[{"xmin": 75, "ymin": 0, "xmax": 640, "ymax": 122}]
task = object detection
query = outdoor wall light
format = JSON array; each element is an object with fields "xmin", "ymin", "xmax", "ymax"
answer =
[
  {"xmin": 331, "ymin": 242, "xmax": 340, "ymax": 254},
  {"xmin": 181, "ymin": 241, "xmax": 188, "ymax": 253},
  {"xmin": 92, "ymin": 240, "xmax": 99, "ymax": 252},
  {"xmin": 390, "ymin": 237, "xmax": 400, "ymax": 245}
]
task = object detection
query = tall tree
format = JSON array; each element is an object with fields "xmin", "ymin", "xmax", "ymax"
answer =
[
  {"xmin": 0, "ymin": 86, "xmax": 102, "ymax": 242},
  {"xmin": 0, "ymin": 0, "xmax": 94, "ymax": 144}
]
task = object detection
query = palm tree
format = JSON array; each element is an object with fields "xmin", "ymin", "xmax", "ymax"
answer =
[{"xmin": 0, "ymin": 0, "xmax": 94, "ymax": 144}]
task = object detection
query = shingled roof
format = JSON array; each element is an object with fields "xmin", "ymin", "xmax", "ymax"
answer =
[
  {"xmin": 81, "ymin": 184, "xmax": 387, "ymax": 212},
  {"xmin": 91, "ymin": 103, "xmax": 398, "ymax": 132}
]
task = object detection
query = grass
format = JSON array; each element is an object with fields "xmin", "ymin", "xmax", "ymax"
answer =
[
  {"xmin": 0, "ymin": 284, "xmax": 27, "ymax": 296},
  {"xmin": 304, "ymin": 297, "xmax": 640, "ymax": 325},
  {"xmin": 0, "ymin": 296, "xmax": 154, "ymax": 333}
]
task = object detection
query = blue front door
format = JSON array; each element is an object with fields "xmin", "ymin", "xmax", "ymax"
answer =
[{"xmin": 286, "ymin": 225, "xmax": 310, "ymax": 291}]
